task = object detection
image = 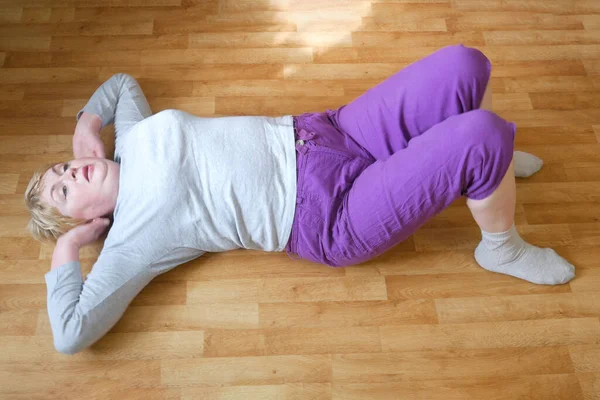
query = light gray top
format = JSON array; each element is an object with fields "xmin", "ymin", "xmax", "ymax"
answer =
[{"xmin": 44, "ymin": 74, "xmax": 297, "ymax": 354}]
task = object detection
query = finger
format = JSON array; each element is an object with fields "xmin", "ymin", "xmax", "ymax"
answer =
[{"xmin": 92, "ymin": 218, "xmax": 110, "ymax": 226}]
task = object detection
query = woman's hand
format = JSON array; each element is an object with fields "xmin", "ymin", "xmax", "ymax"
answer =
[
  {"xmin": 61, "ymin": 218, "xmax": 111, "ymax": 249},
  {"xmin": 73, "ymin": 112, "xmax": 105, "ymax": 159},
  {"xmin": 51, "ymin": 218, "xmax": 111, "ymax": 271}
]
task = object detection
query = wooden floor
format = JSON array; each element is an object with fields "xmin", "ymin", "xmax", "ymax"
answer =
[{"xmin": 1, "ymin": 0, "xmax": 600, "ymax": 399}]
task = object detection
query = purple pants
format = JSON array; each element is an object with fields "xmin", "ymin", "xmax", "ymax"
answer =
[{"xmin": 285, "ymin": 44, "xmax": 516, "ymax": 267}]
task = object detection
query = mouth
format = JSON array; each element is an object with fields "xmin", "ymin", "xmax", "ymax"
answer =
[{"xmin": 83, "ymin": 164, "xmax": 92, "ymax": 182}]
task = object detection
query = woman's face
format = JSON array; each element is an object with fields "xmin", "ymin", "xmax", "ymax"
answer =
[{"xmin": 41, "ymin": 157, "xmax": 120, "ymax": 220}]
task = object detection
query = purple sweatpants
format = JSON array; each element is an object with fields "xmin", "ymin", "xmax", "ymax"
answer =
[{"xmin": 285, "ymin": 44, "xmax": 516, "ymax": 267}]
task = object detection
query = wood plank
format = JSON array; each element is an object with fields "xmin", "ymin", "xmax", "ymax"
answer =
[
  {"xmin": 73, "ymin": 4, "xmax": 215, "ymax": 23},
  {"xmin": 190, "ymin": 32, "xmax": 352, "ymax": 48},
  {"xmin": 524, "ymin": 203, "xmax": 600, "ymax": 225},
  {"xmin": 570, "ymin": 267, "xmax": 600, "ymax": 293},
  {"xmin": 354, "ymin": 31, "xmax": 484, "ymax": 48},
  {"xmin": 332, "ymin": 347, "xmax": 576, "ymax": 382},
  {"xmin": 575, "ymin": 372, "xmax": 600, "ymax": 400},
  {"xmin": 0, "ymin": 309, "xmax": 37, "ymax": 335},
  {"xmin": 500, "ymin": 76, "xmax": 600, "ymax": 93},
  {"xmin": 446, "ymin": 12, "xmax": 585, "ymax": 31},
  {"xmin": 258, "ymin": 276, "xmax": 387, "ymax": 303},
  {"xmin": 0, "ymin": 259, "xmax": 56, "ymax": 283},
  {"xmin": 490, "ymin": 60, "xmax": 588, "ymax": 77},
  {"xmin": 0, "ymin": 360, "xmax": 161, "ymax": 394},
  {"xmin": 153, "ymin": 20, "xmax": 296, "ymax": 35},
  {"xmin": 0, "ymin": 331, "xmax": 204, "ymax": 362},
  {"xmin": 0, "ymin": 37, "xmax": 51, "ymax": 51},
  {"xmin": 515, "ymin": 182, "xmax": 600, "ymax": 203},
  {"xmin": 51, "ymin": 34, "xmax": 188, "ymax": 51},
  {"xmin": 436, "ymin": 293, "xmax": 600, "ymax": 324},
  {"xmin": 0, "ymin": 117, "xmax": 76, "ymax": 135},
  {"xmin": 181, "ymin": 384, "xmax": 330, "ymax": 400},
  {"xmin": 0, "ymin": 215, "xmax": 32, "ymax": 237},
  {"xmin": 484, "ymin": 30, "xmax": 600, "ymax": 45},
  {"xmin": 0, "ymin": 173, "xmax": 19, "ymax": 194},
  {"xmin": 349, "ymin": 45, "xmax": 600, "ymax": 63},
  {"xmin": 451, "ymin": 0, "xmax": 600, "ymax": 13},
  {"xmin": 98, "ymin": 64, "xmax": 284, "ymax": 81},
  {"xmin": 203, "ymin": 326, "xmax": 382, "ymax": 357},
  {"xmin": 0, "ymin": 237, "xmax": 40, "ymax": 260},
  {"xmin": 0, "ymin": 67, "xmax": 100, "ymax": 84},
  {"xmin": 0, "ymin": 135, "xmax": 71, "ymax": 155},
  {"xmin": 0, "ymin": 284, "xmax": 46, "ymax": 311},
  {"xmin": 569, "ymin": 223, "xmax": 600, "ymax": 247},
  {"xmin": 564, "ymin": 162, "xmax": 600, "ymax": 181},
  {"xmin": 259, "ymin": 299, "xmax": 438, "ymax": 328},
  {"xmin": 141, "ymin": 48, "xmax": 312, "ymax": 65},
  {"xmin": 0, "ymin": 7, "xmax": 22, "ymax": 23},
  {"xmin": 216, "ymin": 95, "xmax": 353, "ymax": 116},
  {"xmin": 0, "ymin": 21, "xmax": 154, "ymax": 37},
  {"xmin": 331, "ymin": 375, "xmax": 583, "ymax": 400},
  {"xmin": 386, "ymin": 272, "xmax": 571, "ymax": 300},
  {"xmin": 584, "ymin": 60, "xmax": 600, "ymax": 75},
  {"xmin": 21, "ymin": 7, "xmax": 51, "ymax": 23},
  {"xmin": 530, "ymin": 92, "xmax": 600, "ymax": 110},
  {"xmin": 0, "ymin": 0, "xmax": 182, "ymax": 5},
  {"xmin": 0, "ymin": 85, "xmax": 25, "ymax": 101},
  {"xmin": 570, "ymin": 344, "xmax": 600, "ymax": 372},
  {"xmin": 161, "ymin": 355, "xmax": 331, "ymax": 386},
  {"xmin": 379, "ymin": 318, "xmax": 600, "ymax": 352},
  {"xmin": 193, "ymin": 80, "xmax": 345, "ymax": 97},
  {"xmin": 375, "ymin": 250, "xmax": 480, "ymax": 276},
  {"xmin": 492, "ymin": 92, "xmax": 532, "ymax": 110},
  {"xmin": 514, "ymin": 125, "xmax": 597, "ymax": 145}
]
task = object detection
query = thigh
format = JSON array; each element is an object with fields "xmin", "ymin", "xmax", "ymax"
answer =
[
  {"xmin": 286, "ymin": 139, "xmax": 372, "ymax": 266},
  {"xmin": 327, "ymin": 44, "xmax": 492, "ymax": 161},
  {"xmin": 327, "ymin": 110, "xmax": 516, "ymax": 267}
]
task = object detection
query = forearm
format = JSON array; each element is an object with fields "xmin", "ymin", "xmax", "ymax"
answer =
[
  {"xmin": 75, "ymin": 112, "xmax": 102, "ymax": 138},
  {"xmin": 51, "ymin": 237, "xmax": 80, "ymax": 271}
]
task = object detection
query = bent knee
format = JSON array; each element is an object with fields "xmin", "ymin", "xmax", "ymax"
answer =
[
  {"xmin": 456, "ymin": 109, "xmax": 515, "ymax": 151},
  {"xmin": 444, "ymin": 44, "xmax": 491, "ymax": 77}
]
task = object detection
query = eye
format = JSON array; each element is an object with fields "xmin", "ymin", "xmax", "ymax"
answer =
[
  {"xmin": 62, "ymin": 163, "xmax": 70, "ymax": 173},
  {"xmin": 62, "ymin": 185, "xmax": 68, "ymax": 198}
]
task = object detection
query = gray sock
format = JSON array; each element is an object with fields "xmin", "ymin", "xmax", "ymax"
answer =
[
  {"xmin": 514, "ymin": 151, "xmax": 543, "ymax": 178},
  {"xmin": 474, "ymin": 225, "xmax": 575, "ymax": 285}
]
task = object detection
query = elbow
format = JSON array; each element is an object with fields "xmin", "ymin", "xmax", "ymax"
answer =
[
  {"xmin": 53, "ymin": 335, "xmax": 86, "ymax": 355},
  {"xmin": 51, "ymin": 315, "xmax": 89, "ymax": 355},
  {"xmin": 113, "ymin": 72, "xmax": 137, "ymax": 84}
]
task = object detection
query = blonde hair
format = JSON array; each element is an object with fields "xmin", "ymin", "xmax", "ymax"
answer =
[{"xmin": 24, "ymin": 163, "xmax": 86, "ymax": 242}]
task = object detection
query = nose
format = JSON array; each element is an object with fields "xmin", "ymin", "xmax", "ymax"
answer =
[{"xmin": 66, "ymin": 166, "xmax": 77, "ymax": 181}]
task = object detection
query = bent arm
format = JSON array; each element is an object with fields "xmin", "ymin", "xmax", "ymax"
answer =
[
  {"xmin": 45, "ymin": 250, "xmax": 154, "ymax": 355},
  {"xmin": 77, "ymin": 73, "xmax": 152, "ymax": 138}
]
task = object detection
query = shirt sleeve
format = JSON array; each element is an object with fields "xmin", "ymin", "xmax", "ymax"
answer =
[
  {"xmin": 76, "ymin": 73, "xmax": 152, "ymax": 139},
  {"xmin": 44, "ymin": 250, "xmax": 156, "ymax": 355},
  {"xmin": 44, "ymin": 247, "xmax": 205, "ymax": 355}
]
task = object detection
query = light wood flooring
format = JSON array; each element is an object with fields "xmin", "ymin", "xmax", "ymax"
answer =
[{"xmin": 1, "ymin": 0, "xmax": 600, "ymax": 399}]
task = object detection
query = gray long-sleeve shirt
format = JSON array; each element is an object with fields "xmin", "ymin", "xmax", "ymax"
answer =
[{"xmin": 44, "ymin": 74, "xmax": 297, "ymax": 354}]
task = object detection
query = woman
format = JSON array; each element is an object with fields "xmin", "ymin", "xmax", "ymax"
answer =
[{"xmin": 25, "ymin": 44, "xmax": 575, "ymax": 355}]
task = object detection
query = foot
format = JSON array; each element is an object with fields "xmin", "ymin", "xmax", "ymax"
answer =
[
  {"xmin": 513, "ymin": 151, "xmax": 543, "ymax": 178},
  {"xmin": 474, "ymin": 225, "xmax": 575, "ymax": 285}
]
